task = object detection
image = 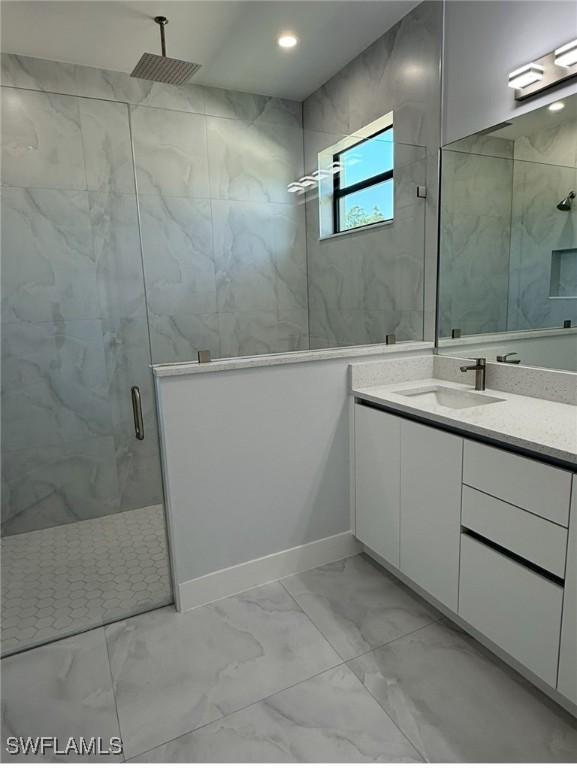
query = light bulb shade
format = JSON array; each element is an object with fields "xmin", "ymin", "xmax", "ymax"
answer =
[
  {"xmin": 554, "ymin": 39, "xmax": 577, "ymax": 68},
  {"xmin": 508, "ymin": 63, "xmax": 544, "ymax": 89}
]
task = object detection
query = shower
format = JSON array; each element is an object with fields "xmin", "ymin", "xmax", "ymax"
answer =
[
  {"xmin": 557, "ymin": 190, "xmax": 575, "ymax": 211},
  {"xmin": 131, "ymin": 16, "xmax": 201, "ymax": 85}
]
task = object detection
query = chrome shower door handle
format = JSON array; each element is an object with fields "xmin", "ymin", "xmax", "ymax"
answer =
[{"xmin": 131, "ymin": 386, "xmax": 144, "ymax": 440}]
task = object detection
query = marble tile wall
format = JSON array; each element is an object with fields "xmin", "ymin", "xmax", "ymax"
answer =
[
  {"xmin": 1, "ymin": 54, "xmax": 307, "ymax": 533},
  {"xmin": 302, "ymin": 1, "xmax": 443, "ymax": 347},
  {"xmin": 1, "ymin": 53, "xmax": 307, "ymax": 365},
  {"xmin": 2, "ymin": 17, "xmax": 444, "ymax": 367},
  {"xmin": 132, "ymin": 101, "xmax": 307, "ymax": 363},
  {"xmin": 0, "ymin": 53, "xmax": 301, "ymax": 123}
]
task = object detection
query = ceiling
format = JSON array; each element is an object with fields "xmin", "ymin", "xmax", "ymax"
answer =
[{"xmin": 0, "ymin": 0, "xmax": 420, "ymax": 100}]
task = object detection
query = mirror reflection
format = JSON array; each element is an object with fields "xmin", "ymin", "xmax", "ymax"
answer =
[{"xmin": 437, "ymin": 95, "xmax": 577, "ymax": 372}]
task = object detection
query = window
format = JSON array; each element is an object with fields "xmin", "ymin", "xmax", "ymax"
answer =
[{"xmin": 333, "ymin": 127, "xmax": 394, "ymax": 233}]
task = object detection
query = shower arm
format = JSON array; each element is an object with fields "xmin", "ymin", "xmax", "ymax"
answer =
[{"xmin": 155, "ymin": 16, "xmax": 168, "ymax": 57}]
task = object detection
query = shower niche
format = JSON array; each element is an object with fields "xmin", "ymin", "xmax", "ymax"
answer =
[{"xmin": 550, "ymin": 248, "xmax": 577, "ymax": 299}]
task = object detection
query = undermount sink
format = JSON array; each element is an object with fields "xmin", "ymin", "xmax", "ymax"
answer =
[{"xmin": 394, "ymin": 384, "xmax": 505, "ymax": 410}]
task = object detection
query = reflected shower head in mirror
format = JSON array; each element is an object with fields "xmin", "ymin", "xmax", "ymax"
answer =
[{"xmin": 557, "ymin": 191, "xmax": 575, "ymax": 211}]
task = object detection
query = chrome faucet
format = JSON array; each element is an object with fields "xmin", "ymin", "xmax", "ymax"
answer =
[
  {"xmin": 496, "ymin": 352, "xmax": 520, "ymax": 364},
  {"xmin": 460, "ymin": 357, "xmax": 486, "ymax": 391}
]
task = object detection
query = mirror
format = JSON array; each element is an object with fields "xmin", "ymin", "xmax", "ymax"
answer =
[{"xmin": 437, "ymin": 94, "xmax": 577, "ymax": 372}]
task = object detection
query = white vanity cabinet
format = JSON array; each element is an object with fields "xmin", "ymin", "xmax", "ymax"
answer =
[
  {"xmin": 354, "ymin": 405, "xmax": 401, "ymax": 566},
  {"xmin": 353, "ymin": 400, "xmax": 576, "ymax": 707},
  {"xmin": 353, "ymin": 404, "xmax": 462, "ymax": 610},
  {"xmin": 462, "ymin": 440, "xmax": 571, "ymax": 526},
  {"xmin": 459, "ymin": 442, "xmax": 571, "ymax": 688},
  {"xmin": 400, "ymin": 420, "xmax": 462, "ymax": 612},
  {"xmin": 459, "ymin": 532, "xmax": 564, "ymax": 687},
  {"xmin": 558, "ymin": 481, "xmax": 577, "ymax": 705}
]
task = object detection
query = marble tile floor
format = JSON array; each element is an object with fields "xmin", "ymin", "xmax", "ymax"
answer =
[
  {"xmin": 1, "ymin": 505, "xmax": 172, "ymax": 656},
  {"xmin": 2, "ymin": 554, "xmax": 577, "ymax": 763}
]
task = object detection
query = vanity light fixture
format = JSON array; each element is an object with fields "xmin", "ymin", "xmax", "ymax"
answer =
[
  {"xmin": 548, "ymin": 101, "xmax": 565, "ymax": 112},
  {"xmin": 554, "ymin": 38, "xmax": 577, "ymax": 68},
  {"xmin": 509, "ymin": 37, "xmax": 577, "ymax": 101},
  {"xmin": 508, "ymin": 63, "xmax": 544, "ymax": 90},
  {"xmin": 278, "ymin": 33, "xmax": 298, "ymax": 49}
]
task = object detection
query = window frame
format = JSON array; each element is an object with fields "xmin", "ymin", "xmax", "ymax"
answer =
[{"xmin": 332, "ymin": 126, "xmax": 394, "ymax": 234}]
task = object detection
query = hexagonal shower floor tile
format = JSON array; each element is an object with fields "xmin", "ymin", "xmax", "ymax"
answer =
[{"xmin": 1, "ymin": 505, "xmax": 172, "ymax": 656}]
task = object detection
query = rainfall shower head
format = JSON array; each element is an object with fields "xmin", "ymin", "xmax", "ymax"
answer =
[
  {"xmin": 557, "ymin": 191, "xmax": 576, "ymax": 211},
  {"xmin": 131, "ymin": 16, "xmax": 201, "ymax": 86}
]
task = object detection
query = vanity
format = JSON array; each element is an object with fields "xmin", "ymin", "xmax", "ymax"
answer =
[{"xmin": 350, "ymin": 355, "xmax": 577, "ymax": 714}]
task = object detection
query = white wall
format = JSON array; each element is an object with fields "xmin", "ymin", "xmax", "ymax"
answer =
[
  {"xmin": 443, "ymin": 1, "xmax": 577, "ymax": 145},
  {"xmin": 155, "ymin": 346, "xmax": 432, "ymax": 603}
]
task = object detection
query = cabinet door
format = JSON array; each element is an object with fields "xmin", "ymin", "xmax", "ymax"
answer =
[
  {"xmin": 459, "ymin": 533, "xmax": 563, "ymax": 687},
  {"xmin": 354, "ymin": 405, "xmax": 401, "ymax": 566},
  {"xmin": 558, "ymin": 478, "xmax": 577, "ymax": 704},
  {"xmin": 400, "ymin": 420, "xmax": 463, "ymax": 611}
]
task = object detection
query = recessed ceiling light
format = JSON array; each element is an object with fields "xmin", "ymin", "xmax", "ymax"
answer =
[
  {"xmin": 548, "ymin": 101, "xmax": 565, "ymax": 112},
  {"xmin": 278, "ymin": 33, "xmax": 298, "ymax": 49}
]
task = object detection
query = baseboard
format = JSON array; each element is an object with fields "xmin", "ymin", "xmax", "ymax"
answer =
[{"xmin": 177, "ymin": 531, "xmax": 362, "ymax": 612}]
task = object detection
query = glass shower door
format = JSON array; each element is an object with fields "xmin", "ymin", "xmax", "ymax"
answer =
[{"xmin": 1, "ymin": 87, "xmax": 171, "ymax": 655}]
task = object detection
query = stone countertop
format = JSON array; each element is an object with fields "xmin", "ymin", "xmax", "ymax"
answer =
[{"xmin": 352, "ymin": 378, "xmax": 577, "ymax": 468}]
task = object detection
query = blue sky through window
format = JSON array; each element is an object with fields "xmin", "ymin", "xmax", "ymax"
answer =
[{"xmin": 340, "ymin": 128, "xmax": 394, "ymax": 188}]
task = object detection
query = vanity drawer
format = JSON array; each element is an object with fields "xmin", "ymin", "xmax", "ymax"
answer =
[
  {"xmin": 459, "ymin": 534, "xmax": 563, "ymax": 687},
  {"xmin": 463, "ymin": 441, "xmax": 572, "ymax": 526},
  {"xmin": 461, "ymin": 486, "xmax": 567, "ymax": 578}
]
